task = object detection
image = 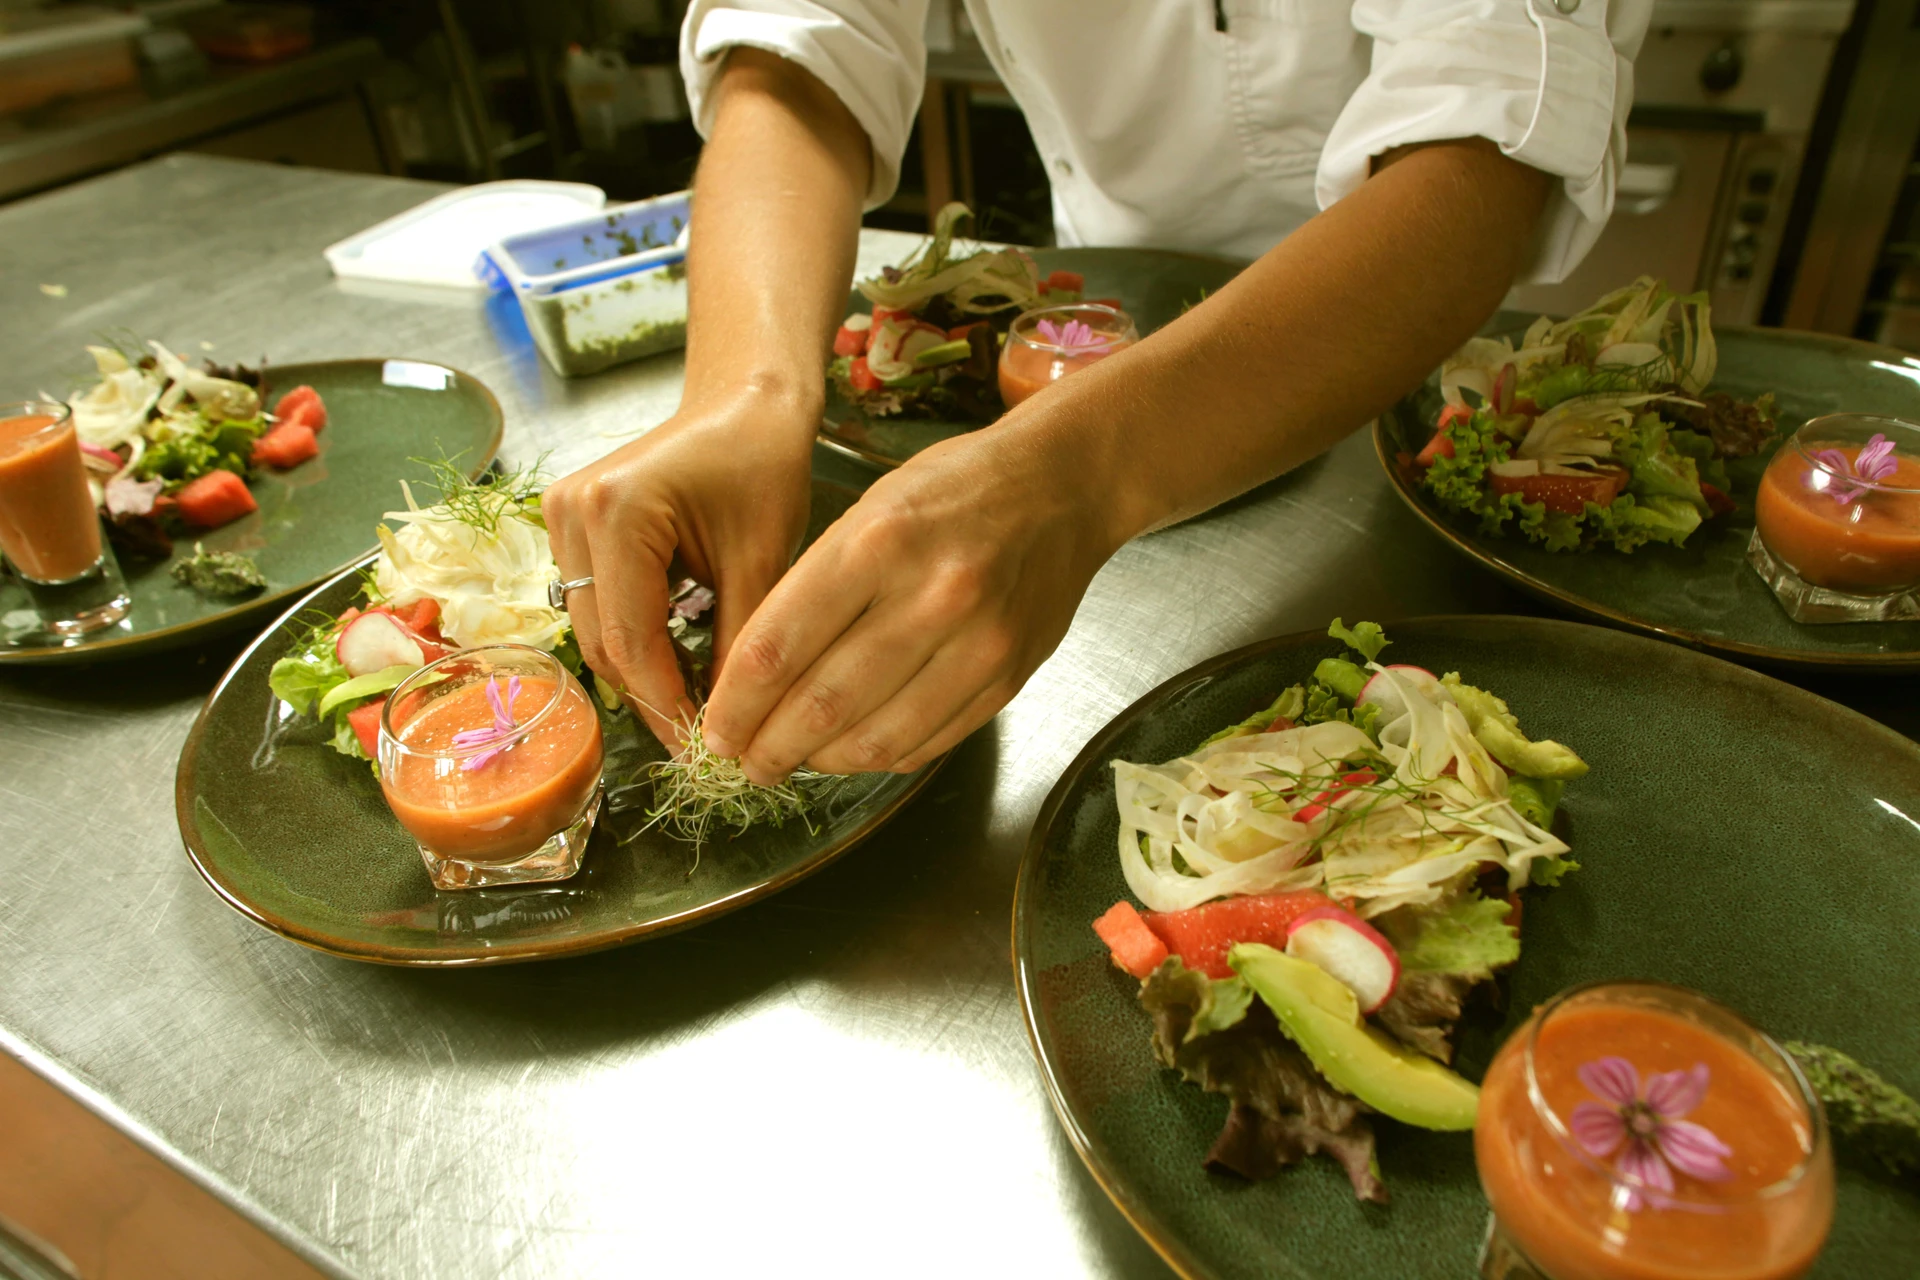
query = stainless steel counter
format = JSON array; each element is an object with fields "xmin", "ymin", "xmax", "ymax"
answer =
[{"xmin": 0, "ymin": 156, "xmax": 1907, "ymax": 1280}]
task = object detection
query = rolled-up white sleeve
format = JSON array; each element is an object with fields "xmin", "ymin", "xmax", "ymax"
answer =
[
  {"xmin": 679, "ymin": 0, "xmax": 928, "ymax": 210},
  {"xmin": 1316, "ymin": 0, "xmax": 1654, "ymax": 284}
]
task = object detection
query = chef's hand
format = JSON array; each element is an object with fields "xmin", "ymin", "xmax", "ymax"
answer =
[
  {"xmin": 542, "ymin": 386, "xmax": 816, "ymax": 748},
  {"xmin": 700, "ymin": 424, "xmax": 1124, "ymax": 782}
]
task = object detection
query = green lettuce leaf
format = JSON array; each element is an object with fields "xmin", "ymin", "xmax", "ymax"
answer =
[
  {"xmin": 268, "ymin": 643, "xmax": 349, "ymax": 718},
  {"xmin": 1615, "ymin": 413, "xmax": 1708, "ymax": 511},
  {"xmin": 1529, "ymin": 855, "xmax": 1580, "ymax": 888},
  {"xmin": 1389, "ymin": 894, "xmax": 1520, "ymax": 979},
  {"xmin": 1327, "ymin": 618, "xmax": 1391, "ymax": 663}
]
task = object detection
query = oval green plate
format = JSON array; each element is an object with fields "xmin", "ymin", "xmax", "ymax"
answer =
[
  {"xmin": 818, "ymin": 246, "xmax": 1246, "ymax": 470},
  {"xmin": 1374, "ymin": 324, "xmax": 1920, "ymax": 670},
  {"xmin": 1014, "ymin": 616, "xmax": 1920, "ymax": 1280},
  {"xmin": 175, "ymin": 477, "xmax": 940, "ymax": 967},
  {"xmin": 0, "ymin": 359, "xmax": 503, "ymax": 665}
]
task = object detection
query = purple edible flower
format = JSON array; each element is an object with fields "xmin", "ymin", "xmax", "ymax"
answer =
[
  {"xmin": 670, "ymin": 583, "xmax": 716, "ymax": 622},
  {"xmin": 1809, "ymin": 433, "xmax": 1900, "ymax": 506},
  {"xmin": 1568, "ymin": 1057, "xmax": 1732, "ymax": 1211},
  {"xmin": 450, "ymin": 674, "xmax": 525, "ymax": 771},
  {"xmin": 1034, "ymin": 317, "xmax": 1112, "ymax": 356}
]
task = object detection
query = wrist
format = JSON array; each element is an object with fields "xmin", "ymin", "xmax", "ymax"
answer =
[{"xmin": 682, "ymin": 365, "xmax": 825, "ymax": 437}]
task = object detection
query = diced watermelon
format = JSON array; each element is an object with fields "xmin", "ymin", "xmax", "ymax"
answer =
[
  {"xmin": 406, "ymin": 597, "xmax": 441, "ymax": 640},
  {"xmin": 174, "ymin": 469, "xmax": 258, "ymax": 529},
  {"xmin": 274, "ymin": 385, "xmax": 327, "ymax": 431},
  {"xmin": 1045, "ymin": 269, "xmax": 1085, "ymax": 294},
  {"xmin": 848, "ymin": 356, "xmax": 882, "ymax": 393},
  {"xmin": 1086, "ymin": 297, "xmax": 1124, "ymax": 311},
  {"xmin": 346, "ymin": 698, "xmax": 386, "ymax": 758},
  {"xmin": 1093, "ymin": 901, "xmax": 1170, "ymax": 979},
  {"xmin": 1142, "ymin": 891, "xmax": 1335, "ymax": 979},
  {"xmin": 251, "ymin": 423, "xmax": 319, "ymax": 469},
  {"xmin": 947, "ymin": 321, "xmax": 987, "ymax": 343}
]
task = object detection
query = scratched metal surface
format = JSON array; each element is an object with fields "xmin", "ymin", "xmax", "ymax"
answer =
[{"xmin": 0, "ymin": 156, "xmax": 1911, "ymax": 1280}]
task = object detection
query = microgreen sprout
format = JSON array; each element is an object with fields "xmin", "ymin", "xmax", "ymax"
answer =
[{"xmin": 632, "ymin": 706, "xmax": 854, "ymax": 869}]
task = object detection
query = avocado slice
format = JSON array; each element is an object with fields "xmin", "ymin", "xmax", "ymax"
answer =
[
  {"xmin": 1228, "ymin": 943, "xmax": 1480, "ymax": 1131},
  {"xmin": 1441, "ymin": 674, "xmax": 1588, "ymax": 781}
]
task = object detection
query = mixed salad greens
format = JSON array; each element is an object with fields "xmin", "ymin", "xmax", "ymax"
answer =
[
  {"xmin": 1093, "ymin": 620, "xmax": 1587, "ymax": 1200},
  {"xmin": 63, "ymin": 340, "xmax": 329, "ymax": 563},
  {"xmin": 265, "ymin": 463, "xmax": 845, "ymax": 851},
  {"xmin": 828, "ymin": 202, "xmax": 1100, "ymax": 419},
  {"xmin": 1409, "ymin": 278, "xmax": 1777, "ymax": 553}
]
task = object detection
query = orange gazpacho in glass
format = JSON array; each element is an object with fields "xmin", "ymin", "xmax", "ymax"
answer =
[
  {"xmin": 998, "ymin": 303, "xmax": 1138, "ymax": 409},
  {"xmin": 378, "ymin": 645, "xmax": 604, "ymax": 889},
  {"xmin": 1475, "ymin": 982, "xmax": 1832, "ymax": 1280},
  {"xmin": 1753, "ymin": 415, "xmax": 1920, "ymax": 597},
  {"xmin": 0, "ymin": 403, "xmax": 103, "ymax": 584}
]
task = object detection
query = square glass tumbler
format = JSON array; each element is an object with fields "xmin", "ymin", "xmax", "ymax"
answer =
[
  {"xmin": 1748, "ymin": 414, "xmax": 1920, "ymax": 623},
  {"xmin": 378, "ymin": 644, "xmax": 605, "ymax": 890},
  {"xmin": 0, "ymin": 401, "xmax": 131, "ymax": 639}
]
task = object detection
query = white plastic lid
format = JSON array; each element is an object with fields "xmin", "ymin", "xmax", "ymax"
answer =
[{"xmin": 323, "ymin": 181, "xmax": 607, "ymax": 289}]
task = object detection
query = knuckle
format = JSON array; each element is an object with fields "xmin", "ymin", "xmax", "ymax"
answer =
[
  {"xmin": 833, "ymin": 732, "xmax": 899, "ymax": 774},
  {"xmin": 925, "ymin": 560, "xmax": 988, "ymax": 621},
  {"xmin": 972, "ymin": 622, "xmax": 1019, "ymax": 671},
  {"xmin": 730, "ymin": 631, "xmax": 790, "ymax": 685},
  {"xmin": 792, "ymin": 681, "xmax": 852, "ymax": 736},
  {"xmin": 597, "ymin": 618, "xmax": 648, "ymax": 670}
]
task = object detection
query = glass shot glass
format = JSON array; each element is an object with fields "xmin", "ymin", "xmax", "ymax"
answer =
[
  {"xmin": 1748, "ymin": 413, "xmax": 1920, "ymax": 623},
  {"xmin": 997, "ymin": 302, "xmax": 1139, "ymax": 409},
  {"xmin": 1475, "ymin": 981, "xmax": 1833, "ymax": 1280},
  {"xmin": 378, "ymin": 644, "xmax": 605, "ymax": 891},
  {"xmin": 0, "ymin": 400, "xmax": 131, "ymax": 639}
]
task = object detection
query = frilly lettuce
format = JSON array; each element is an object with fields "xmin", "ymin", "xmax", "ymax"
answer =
[{"xmin": 1381, "ymin": 893, "xmax": 1521, "ymax": 979}]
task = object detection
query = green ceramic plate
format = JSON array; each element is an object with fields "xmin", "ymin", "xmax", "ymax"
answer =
[
  {"xmin": 1015, "ymin": 616, "xmax": 1920, "ymax": 1280},
  {"xmin": 1375, "ymin": 322, "xmax": 1920, "ymax": 670},
  {"xmin": 0, "ymin": 359, "xmax": 503, "ymax": 665},
  {"xmin": 175, "ymin": 475, "xmax": 940, "ymax": 967},
  {"xmin": 818, "ymin": 246, "xmax": 1246, "ymax": 469}
]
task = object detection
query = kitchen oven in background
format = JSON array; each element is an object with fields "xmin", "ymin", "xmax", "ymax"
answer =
[{"xmin": 1510, "ymin": 0, "xmax": 1856, "ymax": 326}]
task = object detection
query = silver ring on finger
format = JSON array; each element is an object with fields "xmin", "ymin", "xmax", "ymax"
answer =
[{"xmin": 548, "ymin": 575, "xmax": 594, "ymax": 610}]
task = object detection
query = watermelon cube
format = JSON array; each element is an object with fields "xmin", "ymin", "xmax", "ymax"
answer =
[{"xmin": 1092, "ymin": 901, "xmax": 1169, "ymax": 979}]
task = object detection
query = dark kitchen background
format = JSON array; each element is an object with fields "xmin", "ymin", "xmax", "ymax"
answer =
[{"xmin": 0, "ymin": 0, "xmax": 1916, "ymax": 345}]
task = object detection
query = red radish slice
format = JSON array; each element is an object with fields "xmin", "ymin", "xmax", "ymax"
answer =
[
  {"xmin": 1284, "ymin": 905, "xmax": 1400, "ymax": 1013},
  {"xmin": 1092, "ymin": 901, "xmax": 1169, "ymax": 979},
  {"xmin": 335, "ymin": 610, "xmax": 425, "ymax": 678},
  {"xmin": 80, "ymin": 442, "xmax": 124, "ymax": 471},
  {"xmin": 1293, "ymin": 769, "xmax": 1378, "ymax": 824},
  {"xmin": 1357, "ymin": 664, "xmax": 1445, "ymax": 721}
]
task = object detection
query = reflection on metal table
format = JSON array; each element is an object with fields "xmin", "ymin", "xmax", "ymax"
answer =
[{"xmin": 0, "ymin": 156, "xmax": 1910, "ymax": 1279}]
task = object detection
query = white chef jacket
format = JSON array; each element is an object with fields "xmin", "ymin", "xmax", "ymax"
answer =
[{"xmin": 680, "ymin": 1, "xmax": 1652, "ymax": 283}]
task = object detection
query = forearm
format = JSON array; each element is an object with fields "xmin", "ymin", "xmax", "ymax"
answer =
[
  {"xmin": 1031, "ymin": 139, "xmax": 1552, "ymax": 548},
  {"xmin": 682, "ymin": 48, "xmax": 870, "ymax": 420}
]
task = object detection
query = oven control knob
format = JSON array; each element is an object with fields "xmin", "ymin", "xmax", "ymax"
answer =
[{"xmin": 1701, "ymin": 42, "xmax": 1743, "ymax": 93}]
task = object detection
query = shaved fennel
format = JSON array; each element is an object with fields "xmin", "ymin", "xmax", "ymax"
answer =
[{"xmin": 1114, "ymin": 659, "xmax": 1573, "ymax": 916}]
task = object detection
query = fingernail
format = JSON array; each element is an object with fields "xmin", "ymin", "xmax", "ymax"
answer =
[{"xmin": 704, "ymin": 730, "xmax": 736, "ymax": 758}]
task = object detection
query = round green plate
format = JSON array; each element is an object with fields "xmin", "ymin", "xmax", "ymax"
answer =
[
  {"xmin": 818, "ymin": 246, "xmax": 1246, "ymax": 469},
  {"xmin": 175, "ymin": 477, "xmax": 940, "ymax": 967},
  {"xmin": 1375, "ymin": 323, "xmax": 1920, "ymax": 670},
  {"xmin": 1015, "ymin": 616, "xmax": 1920, "ymax": 1280},
  {"xmin": 0, "ymin": 359, "xmax": 503, "ymax": 665}
]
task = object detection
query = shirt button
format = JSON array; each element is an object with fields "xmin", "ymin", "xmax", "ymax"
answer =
[
  {"xmin": 1553, "ymin": 0, "xmax": 1580, "ymax": 12},
  {"xmin": 1055, "ymin": 157, "xmax": 1074, "ymax": 177}
]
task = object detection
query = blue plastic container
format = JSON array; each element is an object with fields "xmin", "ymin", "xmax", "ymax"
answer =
[{"xmin": 476, "ymin": 191, "xmax": 690, "ymax": 377}]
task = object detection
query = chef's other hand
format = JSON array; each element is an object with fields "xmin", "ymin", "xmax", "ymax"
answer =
[
  {"xmin": 543, "ymin": 386, "xmax": 815, "ymax": 748},
  {"xmin": 700, "ymin": 427, "xmax": 1121, "ymax": 782}
]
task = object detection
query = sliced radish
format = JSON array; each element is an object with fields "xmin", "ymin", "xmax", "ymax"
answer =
[
  {"xmin": 1284, "ymin": 905, "xmax": 1400, "ymax": 1013},
  {"xmin": 1292, "ymin": 769, "xmax": 1378, "ymax": 825},
  {"xmin": 335, "ymin": 610, "xmax": 425, "ymax": 678},
  {"xmin": 898, "ymin": 327, "xmax": 948, "ymax": 367},
  {"xmin": 1356, "ymin": 664, "xmax": 1446, "ymax": 722}
]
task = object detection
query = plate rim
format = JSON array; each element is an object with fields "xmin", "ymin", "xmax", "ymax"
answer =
[
  {"xmin": 1370, "ymin": 325, "xmax": 1920, "ymax": 672},
  {"xmin": 817, "ymin": 245, "xmax": 1252, "ymax": 472},
  {"xmin": 1011, "ymin": 612, "xmax": 1920, "ymax": 1280},
  {"xmin": 0, "ymin": 357, "xmax": 504, "ymax": 666},
  {"xmin": 175, "ymin": 558, "xmax": 944, "ymax": 967}
]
